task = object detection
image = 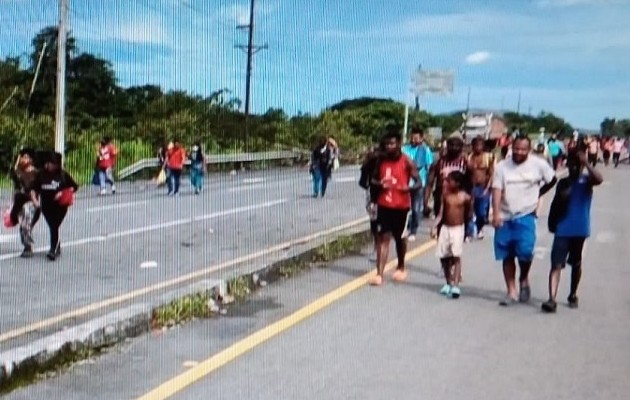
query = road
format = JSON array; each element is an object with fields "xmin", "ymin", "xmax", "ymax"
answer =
[
  {"xmin": 6, "ymin": 164, "xmax": 629, "ymax": 399},
  {"xmin": 0, "ymin": 166, "xmax": 366, "ymax": 348}
]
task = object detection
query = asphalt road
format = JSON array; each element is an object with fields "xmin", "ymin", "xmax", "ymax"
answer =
[
  {"xmin": 7, "ymin": 164, "xmax": 629, "ymax": 399},
  {"xmin": 0, "ymin": 166, "xmax": 366, "ymax": 348}
]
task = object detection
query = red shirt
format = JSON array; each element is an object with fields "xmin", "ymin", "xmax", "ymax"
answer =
[
  {"xmin": 376, "ymin": 155, "xmax": 412, "ymax": 210},
  {"xmin": 97, "ymin": 144, "xmax": 117, "ymax": 169},
  {"xmin": 167, "ymin": 146, "xmax": 187, "ymax": 170}
]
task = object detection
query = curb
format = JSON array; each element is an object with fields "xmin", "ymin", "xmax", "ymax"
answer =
[{"xmin": 0, "ymin": 226, "xmax": 371, "ymax": 391}]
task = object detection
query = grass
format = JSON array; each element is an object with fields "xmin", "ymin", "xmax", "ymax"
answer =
[{"xmin": 150, "ymin": 292, "xmax": 215, "ymax": 330}]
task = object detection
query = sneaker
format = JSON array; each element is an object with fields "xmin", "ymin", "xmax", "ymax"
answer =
[
  {"xmin": 449, "ymin": 286, "xmax": 461, "ymax": 299},
  {"xmin": 541, "ymin": 300, "xmax": 557, "ymax": 313},
  {"xmin": 99, "ymin": 189, "xmax": 107, "ymax": 196},
  {"xmin": 477, "ymin": 230, "xmax": 485, "ymax": 240},
  {"xmin": 567, "ymin": 295, "xmax": 579, "ymax": 309},
  {"xmin": 408, "ymin": 234, "xmax": 416, "ymax": 242},
  {"xmin": 439, "ymin": 284, "xmax": 451, "ymax": 296},
  {"xmin": 111, "ymin": 185, "xmax": 116, "ymax": 194},
  {"xmin": 46, "ymin": 250, "xmax": 56, "ymax": 261},
  {"xmin": 499, "ymin": 295, "xmax": 518, "ymax": 307},
  {"xmin": 519, "ymin": 286, "xmax": 531, "ymax": 303},
  {"xmin": 392, "ymin": 269, "xmax": 408, "ymax": 282},
  {"xmin": 20, "ymin": 246, "xmax": 34, "ymax": 258}
]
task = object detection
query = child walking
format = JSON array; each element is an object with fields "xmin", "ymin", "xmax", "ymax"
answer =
[
  {"xmin": 432, "ymin": 171, "xmax": 472, "ymax": 299},
  {"xmin": 543, "ymin": 148, "xmax": 603, "ymax": 312}
]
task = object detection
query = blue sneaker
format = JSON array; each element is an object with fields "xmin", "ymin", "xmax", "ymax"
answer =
[
  {"xmin": 450, "ymin": 286, "xmax": 461, "ymax": 299},
  {"xmin": 439, "ymin": 284, "xmax": 451, "ymax": 296}
]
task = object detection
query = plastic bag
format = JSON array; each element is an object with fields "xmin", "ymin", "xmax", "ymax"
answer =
[
  {"xmin": 3, "ymin": 208, "xmax": 16, "ymax": 228},
  {"xmin": 333, "ymin": 158, "xmax": 340, "ymax": 171},
  {"xmin": 156, "ymin": 169, "xmax": 167, "ymax": 186},
  {"xmin": 57, "ymin": 188, "xmax": 75, "ymax": 207}
]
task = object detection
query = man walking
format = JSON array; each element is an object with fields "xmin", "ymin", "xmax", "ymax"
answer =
[
  {"xmin": 369, "ymin": 129, "xmax": 420, "ymax": 286},
  {"xmin": 543, "ymin": 148, "xmax": 603, "ymax": 312},
  {"xmin": 492, "ymin": 136, "xmax": 557, "ymax": 306},
  {"xmin": 402, "ymin": 128, "xmax": 433, "ymax": 241},
  {"xmin": 468, "ymin": 137, "xmax": 494, "ymax": 239}
]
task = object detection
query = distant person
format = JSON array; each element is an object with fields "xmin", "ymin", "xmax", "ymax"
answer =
[
  {"xmin": 402, "ymin": 128, "xmax": 433, "ymax": 241},
  {"xmin": 543, "ymin": 148, "xmax": 603, "ymax": 312},
  {"xmin": 612, "ymin": 136, "xmax": 625, "ymax": 168},
  {"xmin": 309, "ymin": 137, "xmax": 333, "ymax": 198},
  {"xmin": 587, "ymin": 136, "xmax": 599, "ymax": 167},
  {"xmin": 358, "ymin": 144, "xmax": 381, "ymax": 262},
  {"xmin": 492, "ymin": 136, "xmax": 557, "ymax": 306},
  {"xmin": 96, "ymin": 136, "xmax": 118, "ymax": 195},
  {"xmin": 188, "ymin": 142, "xmax": 206, "ymax": 195},
  {"xmin": 327, "ymin": 136, "xmax": 340, "ymax": 178},
  {"xmin": 9, "ymin": 148, "xmax": 41, "ymax": 258},
  {"xmin": 32, "ymin": 152, "xmax": 79, "ymax": 261},
  {"xmin": 431, "ymin": 171, "xmax": 472, "ymax": 299},
  {"xmin": 369, "ymin": 129, "xmax": 420, "ymax": 286},
  {"xmin": 499, "ymin": 131, "xmax": 512, "ymax": 159},
  {"xmin": 166, "ymin": 140, "xmax": 186, "ymax": 196},
  {"xmin": 602, "ymin": 137, "xmax": 613, "ymax": 166},
  {"xmin": 467, "ymin": 137, "xmax": 494, "ymax": 239},
  {"xmin": 547, "ymin": 135, "xmax": 563, "ymax": 170}
]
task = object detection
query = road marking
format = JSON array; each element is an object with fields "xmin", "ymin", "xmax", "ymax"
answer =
[
  {"xmin": 0, "ymin": 200, "xmax": 287, "ymax": 262},
  {"xmin": 332, "ymin": 177, "xmax": 358, "ymax": 183},
  {"xmin": 140, "ymin": 261, "xmax": 158, "ymax": 269},
  {"xmin": 242, "ymin": 178, "xmax": 265, "ymax": 184},
  {"xmin": 228, "ymin": 183, "xmax": 266, "ymax": 193},
  {"xmin": 0, "ymin": 217, "xmax": 369, "ymax": 344},
  {"xmin": 87, "ymin": 201, "xmax": 147, "ymax": 213},
  {"xmin": 136, "ymin": 240, "xmax": 436, "ymax": 400},
  {"xmin": 0, "ymin": 234, "xmax": 16, "ymax": 243}
]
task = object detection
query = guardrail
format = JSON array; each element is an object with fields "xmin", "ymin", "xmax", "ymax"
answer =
[{"xmin": 117, "ymin": 149, "xmax": 309, "ymax": 180}]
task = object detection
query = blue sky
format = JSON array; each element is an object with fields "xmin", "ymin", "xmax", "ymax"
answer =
[{"xmin": 1, "ymin": 0, "xmax": 629, "ymax": 129}]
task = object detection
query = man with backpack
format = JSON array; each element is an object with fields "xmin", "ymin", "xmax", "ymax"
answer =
[{"xmin": 402, "ymin": 128, "xmax": 433, "ymax": 241}]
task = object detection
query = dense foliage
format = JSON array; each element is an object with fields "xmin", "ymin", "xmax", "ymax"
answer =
[{"xmin": 1, "ymin": 26, "xmax": 611, "ymax": 184}]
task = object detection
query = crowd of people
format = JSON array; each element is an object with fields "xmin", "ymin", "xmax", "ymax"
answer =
[{"xmin": 359, "ymin": 127, "xmax": 607, "ymax": 313}]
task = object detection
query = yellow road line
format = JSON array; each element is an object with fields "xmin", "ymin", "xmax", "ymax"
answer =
[
  {"xmin": 136, "ymin": 239, "xmax": 436, "ymax": 400},
  {"xmin": 0, "ymin": 217, "xmax": 369, "ymax": 344}
]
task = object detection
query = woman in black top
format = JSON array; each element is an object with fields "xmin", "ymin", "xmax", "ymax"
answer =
[
  {"xmin": 32, "ymin": 152, "xmax": 79, "ymax": 261},
  {"xmin": 9, "ymin": 148, "xmax": 41, "ymax": 258}
]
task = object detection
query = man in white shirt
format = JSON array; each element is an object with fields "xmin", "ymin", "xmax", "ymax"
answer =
[{"xmin": 492, "ymin": 136, "xmax": 557, "ymax": 306}]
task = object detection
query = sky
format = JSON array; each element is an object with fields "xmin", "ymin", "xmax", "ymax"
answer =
[{"xmin": 1, "ymin": 0, "xmax": 629, "ymax": 130}]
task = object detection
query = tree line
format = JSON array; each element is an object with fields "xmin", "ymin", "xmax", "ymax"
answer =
[{"xmin": 1, "ymin": 26, "xmax": 614, "ymax": 184}]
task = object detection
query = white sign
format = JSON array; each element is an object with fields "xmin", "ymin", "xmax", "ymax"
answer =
[{"xmin": 410, "ymin": 70, "xmax": 455, "ymax": 96}]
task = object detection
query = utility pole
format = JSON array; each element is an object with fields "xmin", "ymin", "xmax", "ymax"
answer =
[
  {"xmin": 516, "ymin": 90, "xmax": 521, "ymax": 114},
  {"xmin": 54, "ymin": 0, "xmax": 68, "ymax": 159},
  {"xmin": 235, "ymin": 0, "xmax": 267, "ymax": 120}
]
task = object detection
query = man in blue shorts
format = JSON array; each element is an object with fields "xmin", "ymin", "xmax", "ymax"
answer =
[{"xmin": 492, "ymin": 136, "xmax": 557, "ymax": 306}]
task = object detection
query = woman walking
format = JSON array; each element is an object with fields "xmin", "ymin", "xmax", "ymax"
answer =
[
  {"xmin": 32, "ymin": 152, "xmax": 78, "ymax": 261},
  {"xmin": 189, "ymin": 142, "xmax": 206, "ymax": 194},
  {"xmin": 9, "ymin": 148, "xmax": 41, "ymax": 258}
]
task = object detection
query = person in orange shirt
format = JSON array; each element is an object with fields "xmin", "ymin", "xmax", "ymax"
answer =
[
  {"xmin": 166, "ymin": 139, "xmax": 186, "ymax": 196},
  {"xmin": 96, "ymin": 136, "xmax": 118, "ymax": 195}
]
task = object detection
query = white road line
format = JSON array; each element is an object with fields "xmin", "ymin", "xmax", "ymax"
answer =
[
  {"xmin": 228, "ymin": 184, "xmax": 266, "ymax": 193},
  {"xmin": 332, "ymin": 177, "xmax": 357, "ymax": 183},
  {"xmin": 0, "ymin": 234, "xmax": 16, "ymax": 243},
  {"xmin": 242, "ymin": 178, "xmax": 265, "ymax": 184},
  {"xmin": 87, "ymin": 201, "xmax": 147, "ymax": 213},
  {"xmin": 0, "ymin": 199, "xmax": 287, "ymax": 261}
]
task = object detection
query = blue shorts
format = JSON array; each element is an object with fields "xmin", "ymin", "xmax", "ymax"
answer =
[{"xmin": 494, "ymin": 213, "xmax": 537, "ymax": 262}]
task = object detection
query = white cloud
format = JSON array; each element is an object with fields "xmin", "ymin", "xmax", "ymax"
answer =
[{"xmin": 465, "ymin": 51, "xmax": 490, "ymax": 65}]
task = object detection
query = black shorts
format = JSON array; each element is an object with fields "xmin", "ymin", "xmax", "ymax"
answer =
[
  {"xmin": 603, "ymin": 150, "xmax": 611, "ymax": 160},
  {"xmin": 376, "ymin": 206, "xmax": 410, "ymax": 239},
  {"xmin": 550, "ymin": 237, "xmax": 586, "ymax": 269}
]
